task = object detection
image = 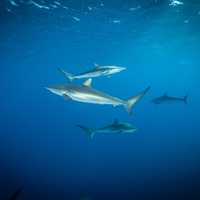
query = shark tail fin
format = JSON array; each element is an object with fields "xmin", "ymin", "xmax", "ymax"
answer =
[
  {"xmin": 56, "ymin": 67, "xmax": 74, "ymax": 83},
  {"xmin": 183, "ymin": 91, "xmax": 189, "ymax": 106},
  {"xmin": 124, "ymin": 86, "xmax": 151, "ymax": 115},
  {"xmin": 76, "ymin": 125, "xmax": 95, "ymax": 139}
]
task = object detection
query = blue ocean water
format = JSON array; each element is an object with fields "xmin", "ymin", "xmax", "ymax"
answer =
[{"xmin": 0, "ymin": 0, "xmax": 200, "ymax": 199}]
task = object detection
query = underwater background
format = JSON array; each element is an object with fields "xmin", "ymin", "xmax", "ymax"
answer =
[{"xmin": 0, "ymin": 0, "xmax": 200, "ymax": 199}]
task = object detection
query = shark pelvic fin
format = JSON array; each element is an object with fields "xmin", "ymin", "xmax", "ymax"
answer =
[
  {"xmin": 125, "ymin": 86, "xmax": 151, "ymax": 115},
  {"xmin": 76, "ymin": 124, "xmax": 95, "ymax": 139},
  {"xmin": 56, "ymin": 67, "xmax": 74, "ymax": 83},
  {"xmin": 82, "ymin": 78, "xmax": 92, "ymax": 87}
]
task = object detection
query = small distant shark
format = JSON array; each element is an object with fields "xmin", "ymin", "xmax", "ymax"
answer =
[
  {"xmin": 77, "ymin": 119, "xmax": 137, "ymax": 138},
  {"xmin": 56, "ymin": 63, "xmax": 125, "ymax": 83},
  {"xmin": 8, "ymin": 189, "xmax": 21, "ymax": 200},
  {"xmin": 45, "ymin": 78, "xmax": 150, "ymax": 115},
  {"xmin": 150, "ymin": 91, "xmax": 189, "ymax": 105}
]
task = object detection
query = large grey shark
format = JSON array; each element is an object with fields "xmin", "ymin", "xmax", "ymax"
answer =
[
  {"xmin": 77, "ymin": 119, "xmax": 137, "ymax": 138},
  {"xmin": 45, "ymin": 79, "xmax": 150, "ymax": 115},
  {"xmin": 56, "ymin": 63, "xmax": 125, "ymax": 83},
  {"xmin": 150, "ymin": 91, "xmax": 189, "ymax": 105}
]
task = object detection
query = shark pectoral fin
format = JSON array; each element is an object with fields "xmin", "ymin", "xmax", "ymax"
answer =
[{"xmin": 63, "ymin": 94, "xmax": 71, "ymax": 101}]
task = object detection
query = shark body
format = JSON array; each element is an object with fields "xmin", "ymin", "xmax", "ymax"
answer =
[
  {"xmin": 45, "ymin": 79, "xmax": 150, "ymax": 115},
  {"xmin": 150, "ymin": 92, "xmax": 189, "ymax": 105},
  {"xmin": 56, "ymin": 63, "xmax": 125, "ymax": 83},
  {"xmin": 77, "ymin": 119, "xmax": 137, "ymax": 138}
]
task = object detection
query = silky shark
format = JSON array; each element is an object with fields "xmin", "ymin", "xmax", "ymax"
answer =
[
  {"xmin": 150, "ymin": 91, "xmax": 189, "ymax": 105},
  {"xmin": 56, "ymin": 63, "xmax": 125, "ymax": 83},
  {"xmin": 77, "ymin": 119, "xmax": 137, "ymax": 138},
  {"xmin": 45, "ymin": 79, "xmax": 150, "ymax": 115}
]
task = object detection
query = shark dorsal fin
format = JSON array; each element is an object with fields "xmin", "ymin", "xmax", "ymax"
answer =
[
  {"xmin": 82, "ymin": 78, "xmax": 92, "ymax": 87},
  {"xmin": 114, "ymin": 118, "xmax": 119, "ymax": 124},
  {"xmin": 163, "ymin": 92, "xmax": 168, "ymax": 97},
  {"xmin": 94, "ymin": 63, "xmax": 100, "ymax": 68}
]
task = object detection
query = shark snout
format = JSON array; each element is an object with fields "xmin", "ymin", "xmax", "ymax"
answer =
[
  {"xmin": 45, "ymin": 85, "xmax": 64, "ymax": 96},
  {"xmin": 45, "ymin": 86, "xmax": 51, "ymax": 91},
  {"xmin": 118, "ymin": 66, "xmax": 126, "ymax": 71}
]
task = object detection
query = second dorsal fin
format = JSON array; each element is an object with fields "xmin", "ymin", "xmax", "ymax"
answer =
[
  {"xmin": 113, "ymin": 118, "xmax": 119, "ymax": 124},
  {"xmin": 163, "ymin": 92, "xmax": 168, "ymax": 97}
]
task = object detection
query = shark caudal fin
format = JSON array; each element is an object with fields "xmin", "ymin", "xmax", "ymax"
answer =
[
  {"xmin": 56, "ymin": 67, "xmax": 74, "ymax": 83},
  {"xmin": 76, "ymin": 125, "xmax": 95, "ymax": 139},
  {"xmin": 124, "ymin": 86, "xmax": 151, "ymax": 115},
  {"xmin": 183, "ymin": 91, "xmax": 189, "ymax": 106}
]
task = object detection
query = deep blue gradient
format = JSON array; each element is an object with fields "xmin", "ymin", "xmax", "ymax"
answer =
[{"xmin": 0, "ymin": 0, "xmax": 200, "ymax": 200}]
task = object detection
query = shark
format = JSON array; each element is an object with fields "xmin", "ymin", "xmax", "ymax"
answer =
[
  {"xmin": 77, "ymin": 119, "xmax": 137, "ymax": 138},
  {"xmin": 45, "ymin": 78, "xmax": 150, "ymax": 115},
  {"xmin": 150, "ymin": 91, "xmax": 189, "ymax": 105},
  {"xmin": 56, "ymin": 63, "xmax": 125, "ymax": 83},
  {"xmin": 8, "ymin": 189, "xmax": 21, "ymax": 200}
]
